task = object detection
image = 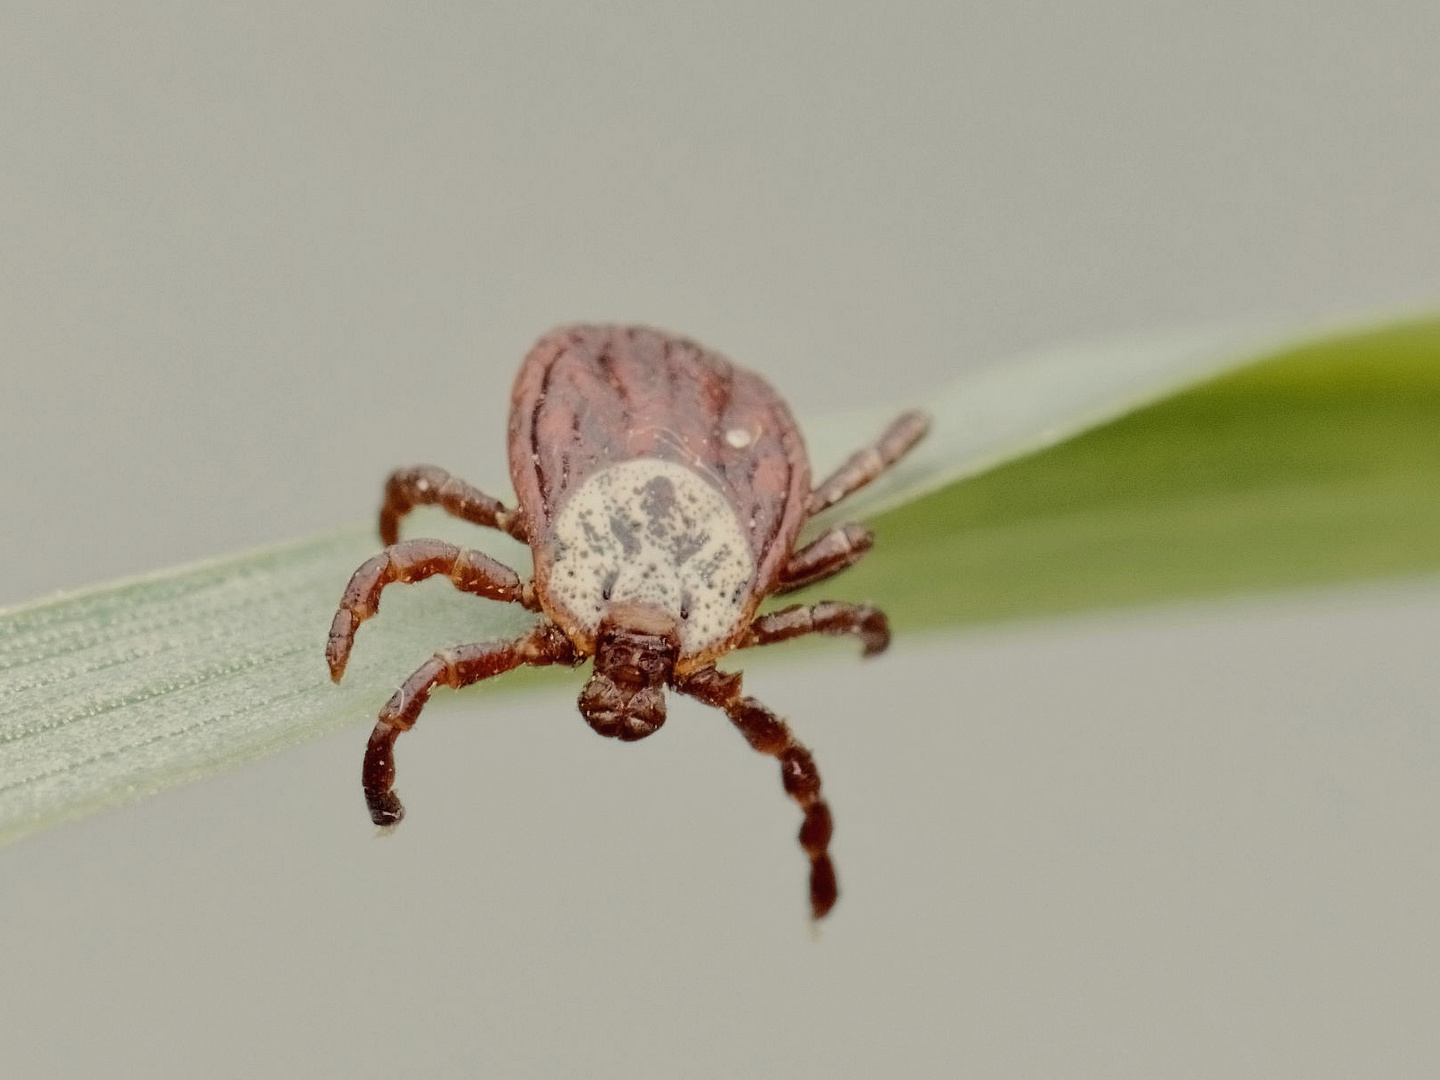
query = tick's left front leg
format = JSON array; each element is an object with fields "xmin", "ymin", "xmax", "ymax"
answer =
[
  {"xmin": 677, "ymin": 666, "xmax": 839, "ymax": 920},
  {"xmin": 741, "ymin": 601, "xmax": 890, "ymax": 657}
]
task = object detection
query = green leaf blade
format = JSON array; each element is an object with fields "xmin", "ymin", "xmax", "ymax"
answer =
[
  {"xmin": 0, "ymin": 529, "xmax": 543, "ymax": 844},
  {"xmin": 827, "ymin": 316, "xmax": 1440, "ymax": 630}
]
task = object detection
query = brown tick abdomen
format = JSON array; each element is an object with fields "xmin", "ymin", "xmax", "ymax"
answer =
[{"xmin": 508, "ymin": 325, "xmax": 811, "ymax": 639}]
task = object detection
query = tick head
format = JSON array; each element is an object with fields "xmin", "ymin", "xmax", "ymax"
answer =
[{"xmin": 578, "ymin": 603, "xmax": 680, "ymax": 742}]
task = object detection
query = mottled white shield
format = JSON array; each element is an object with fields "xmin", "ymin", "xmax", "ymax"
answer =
[{"xmin": 546, "ymin": 460, "xmax": 755, "ymax": 655}]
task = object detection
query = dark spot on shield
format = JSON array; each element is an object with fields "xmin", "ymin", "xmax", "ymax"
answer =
[
  {"xmin": 643, "ymin": 477, "xmax": 686, "ymax": 546},
  {"xmin": 609, "ymin": 513, "xmax": 641, "ymax": 556},
  {"xmin": 692, "ymin": 545, "xmax": 732, "ymax": 587},
  {"xmin": 578, "ymin": 512, "xmax": 603, "ymax": 548},
  {"xmin": 601, "ymin": 568, "xmax": 618, "ymax": 600},
  {"xmin": 641, "ymin": 476, "xmax": 677, "ymax": 520},
  {"xmin": 671, "ymin": 530, "xmax": 706, "ymax": 564}
]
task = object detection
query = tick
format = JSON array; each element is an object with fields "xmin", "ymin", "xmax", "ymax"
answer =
[{"xmin": 326, "ymin": 325, "xmax": 928, "ymax": 919}]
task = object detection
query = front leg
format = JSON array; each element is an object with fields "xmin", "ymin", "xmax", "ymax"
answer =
[
  {"xmin": 327, "ymin": 538, "xmax": 537, "ymax": 682},
  {"xmin": 380, "ymin": 464, "xmax": 529, "ymax": 545},
  {"xmin": 677, "ymin": 666, "xmax": 839, "ymax": 920},
  {"xmin": 364, "ymin": 622, "xmax": 579, "ymax": 824},
  {"xmin": 742, "ymin": 601, "xmax": 890, "ymax": 657}
]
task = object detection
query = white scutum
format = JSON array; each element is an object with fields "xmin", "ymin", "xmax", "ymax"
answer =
[{"xmin": 547, "ymin": 460, "xmax": 755, "ymax": 655}]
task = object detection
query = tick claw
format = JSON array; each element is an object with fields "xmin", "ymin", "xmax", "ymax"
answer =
[
  {"xmin": 366, "ymin": 790, "xmax": 405, "ymax": 827},
  {"xmin": 810, "ymin": 855, "xmax": 838, "ymax": 920},
  {"xmin": 326, "ymin": 610, "xmax": 355, "ymax": 681}
]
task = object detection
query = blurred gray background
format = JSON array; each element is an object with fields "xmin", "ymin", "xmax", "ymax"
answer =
[{"xmin": 2, "ymin": 3, "xmax": 1439, "ymax": 1077}]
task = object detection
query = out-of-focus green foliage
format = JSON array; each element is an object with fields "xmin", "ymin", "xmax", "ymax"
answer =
[{"xmin": 824, "ymin": 318, "xmax": 1440, "ymax": 628}]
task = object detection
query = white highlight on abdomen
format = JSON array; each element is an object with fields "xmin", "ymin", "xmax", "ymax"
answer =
[{"xmin": 547, "ymin": 460, "xmax": 755, "ymax": 655}]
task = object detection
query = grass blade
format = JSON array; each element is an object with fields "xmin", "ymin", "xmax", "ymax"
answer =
[{"xmin": 2, "ymin": 313, "xmax": 1436, "ymax": 845}]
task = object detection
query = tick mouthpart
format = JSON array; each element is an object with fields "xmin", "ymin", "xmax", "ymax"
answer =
[
  {"xmin": 578, "ymin": 675, "xmax": 667, "ymax": 741},
  {"xmin": 580, "ymin": 604, "xmax": 680, "ymax": 741}
]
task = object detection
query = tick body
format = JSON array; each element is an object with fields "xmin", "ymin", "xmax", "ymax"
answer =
[{"xmin": 327, "ymin": 325, "xmax": 928, "ymax": 919}]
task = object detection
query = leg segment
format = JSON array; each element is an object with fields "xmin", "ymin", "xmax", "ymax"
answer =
[
  {"xmin": 327, "ymin": 538, "xmax": 537, "ymax": 682},
  {"xmin": 742, "ymin": 601, "xmax": 890, "ymax": 657},
  {"xmin": 807, "ymin": 409, "xmax": 929, "ymax": 517},
  {"xmin": 676, "ymin": 665, "xmax": 840, "ymax": 920},
  {"xmin": 775, "ymin": 524, "xmax": 874, "ymax": 594},
  {"xmin": 363, "ymin": 623, "xmax": 579, "ymax": 825},
  {"xmin": 380, "ymin": 464, "xmax": 528, "ymax": 545}
]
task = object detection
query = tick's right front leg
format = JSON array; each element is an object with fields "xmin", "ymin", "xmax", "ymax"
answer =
[
  {"xmin": 364, "ymin": 623, "xmax": 579, "ymax": 825},
  {"xmin": 742, "ymin": 601, "xmax": 890, "ymax": 657}
]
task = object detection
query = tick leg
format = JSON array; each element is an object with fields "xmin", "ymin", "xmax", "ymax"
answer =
[
  {"xmin": 380, "ymin": 464, "xmax": 529, "ymax": 545},
  {"xmin": 327, "ymin": 538, "xmax": 537, "ymax": 682},
  {"xmin": 742, "ymin": 601, "xmax": 890, "ymax": 657},
  {"xmin": 807, "ymin": 409, "xmax": 929, "ymax": 518},
  {"xmin": 364, "ymin": 623, "xmax": 579, "ymax": 825},
  {"xmin": 774, "ymin": 524, "xmax": 874, "ymax": 594},
  {"xmin": 678, "ymin": 666, "xmax": 839, "ymax": 920}
]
